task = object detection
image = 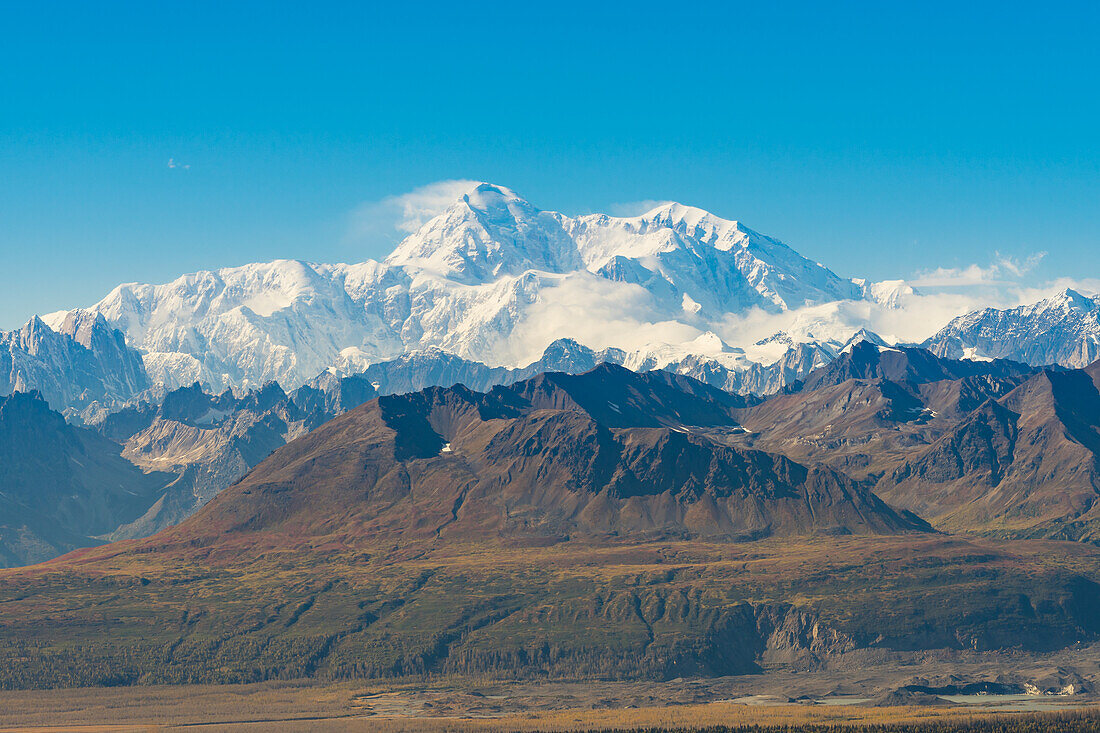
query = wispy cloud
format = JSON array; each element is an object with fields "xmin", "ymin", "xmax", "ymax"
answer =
[
  {"xmin": 911, "ymin": 251, "xmax": 1046, "ymax": 287},
  {"xmin": 167, "ymin": 157, "xmax": 190, "ymax": 170},
  {"xmin": 605, "ymin": 200, "xmax": 674, "ymax": 217},
  {"xmin": 346, "ymin": 180, "xmax": 482, "ymax": 253},
  {"xmin": 994, "ymin": 251, "xmax": 1047, "ymax": 278}
]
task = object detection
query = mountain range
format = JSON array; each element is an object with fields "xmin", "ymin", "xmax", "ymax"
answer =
[
  {"xmin": 729, "ymin": 342, "xmax": 1100, "ymax": 539},
  {"xmin": 177, "ymin": 363, "xmax": 918, "ymax": 550},
  {"xmin": 880, "ymin": 360, "xmax": 1100, "ymax": 539},
  {"xmin": 1, "ymin": 183, "xmax": 1094, "ymax": 420},
  {"xmin": 0, "ymin": 342, "xmax": 754, "ymax": 566},
  {"xmin": 0, "ymin": 391, "xmax": 174, "ymax": 565},
  {"xmin": 8, "ymin": 336, "xmax": 1100, "ymax": 567}
]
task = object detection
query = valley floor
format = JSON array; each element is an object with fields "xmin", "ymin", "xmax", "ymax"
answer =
[{"xmin": 0, "ymin": 668, "xmax": 1098, "ymax": 732}]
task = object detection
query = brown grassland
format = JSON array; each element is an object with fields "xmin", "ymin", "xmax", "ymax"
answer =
[
  {"xmin": 4, "ymin": 533, "xmax": 1100, "ymax": 687},
  {"xmin": 0, "ymin": 679, "xmax": 1097, "ymax": 732}
]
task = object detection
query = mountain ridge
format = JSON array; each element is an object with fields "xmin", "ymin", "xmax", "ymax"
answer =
[
  {"xmin": 1, "ymin": 311, "xmax": 148, "ymax": 414},
  {"xmin": 5, "ymin": 352, "xmax": 1100, "ymax": 688},
  {"xmin": 152, "ymin": 362, "xmax": 925, "ymax": 551},
  {"xmin": 925, "ymin": 288, "xmax": 1100, "ymax": 368},
  {"xmin": 878, "ymin": 364, "xmax": 1100, "ymax": 539}
]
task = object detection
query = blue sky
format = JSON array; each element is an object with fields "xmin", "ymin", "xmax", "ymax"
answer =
[{"xmin": 1, "ymin": 1, "xmax": 1098, "ymax": 328}]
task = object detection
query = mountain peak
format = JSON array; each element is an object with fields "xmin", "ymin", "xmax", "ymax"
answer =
[
  {"xmin": 384, "ymin": 183, "xmax": 580, "ymax": 282},
  {"xmin": 634, "ymin": 202, "xmax": 750, "ymax": 250},
  {"xmin": 802, "ymin": 341, "xmax": 1036, "ymax": 393},
  {"xmin": 56, "ymin": 308, "xmax": 113, "ymax": 346},
  {"xmin": 641, "ymin": 200, "xmax": 726, "ymax": 222},
  {"xmin": 21, "ymin": 314, "xmax": 49, "ymax": 335},
  {"xmin": 1049, "ymin": 287, "xmax": 1097, "ymax": 311},
  {"xmin": 162, "ymin": 366, "xmax": 918, "ymax": 549},
  {"xmin": 462, "ymin": 182, "xmax": 523, "ymax": 207},
  {"xmin": 45, "ymin": 184, "xmax": 875, "ymax": 393},
  {"xmin": 0, "ymin": 389, "xmax": 54, "ymax": 420},
  {"xmin": 840, "ymin": 329, "xmax": 889, "ymax": 352}
]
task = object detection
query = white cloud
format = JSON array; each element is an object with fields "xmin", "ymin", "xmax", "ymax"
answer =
[
  {"xmin": 346, "ymin": 179, "xmax": 482, "ymax": 252},
  {"xmin": 911, "ymin": 251, "xmax": 1046, "ymax": 287},
  {"xmin": 707, "ymin": 252, "xmax": 1095, "ymax": 351},
  {"xmin": 994, "ymin": 251, "xmax": 1046, "ymax": 278},
  {"xmin": 605, "ymin": 200, "xmax": 674, "ymax": 217},
  {"xmin": 911, "ymin": 264, "xmax": 999, "ymax": 288},
  {"xmin": 708, "ymin": 291, "xmax": 990, "ymax": 350},
  {"xmin": 506, "ymin": 273, "xmax": 704, "ymax": 366},
  {"xmin": 1013, "ymin": 277, "xmax": 1100, "ymax": 303},
  {"xmin": 859, "ymin": 273, "xmax": 1100, "ymax": 343},
  {"xmin": 167, "ymin": 157, "xmax": 190, "ymax": 170},
  {"xmin": 502, "ymin": 244, "xmax": 1095, "ymax": 369}
]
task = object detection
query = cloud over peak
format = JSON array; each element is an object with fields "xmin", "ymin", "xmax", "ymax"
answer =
[{"xmin": 347, "ymin": 180, "xmax": 482, "ymax": 253}]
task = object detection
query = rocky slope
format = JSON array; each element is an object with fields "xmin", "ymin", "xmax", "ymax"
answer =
[
  {"xmin": 878, "ymin": 361, "xmax": 1100, "ymax": 538},
  {"xmin": 165, "ymin": 363, "xmax": 922, "ymax": 548},
  {"xmin": 90, "ymin": 382, "xmax": 332, "ymax": 539},
  {"xmin": 713, "ymin": 340, "xmax": 1100, "ymax": 540},
  {"xmin": 0, "ymin": 392, "xmax": 174, "ymax": 566},
  {"xmin": 77, "ymin": 341, "xmax": 659, "ymax": 546},
  {"xmin": 728, "ymin": 341, "xmax": 1040, "ymax": 481}
]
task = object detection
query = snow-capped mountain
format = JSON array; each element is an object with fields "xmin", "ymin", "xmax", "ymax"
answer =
[
  {"xmin": 45, "ymin": 259, "xmax": 403, "ymax": 393},
  {"xmin": 382, "ymin": 184, "xmax": 583, "ymax": 282},
  {"xmin": 42, "ymin": 183, "xmax": 904, "ymax": 394},
  {"xmin": 563, "ymin": 200, "xmax": 862, "ymax": 313},
  {"xmin": 924, "ymin": 288, "xmax": 1100, "ymax": 368},
  {"xmin": 1, "ymin": 311, "xmax": 149, "ymax": 414}
]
